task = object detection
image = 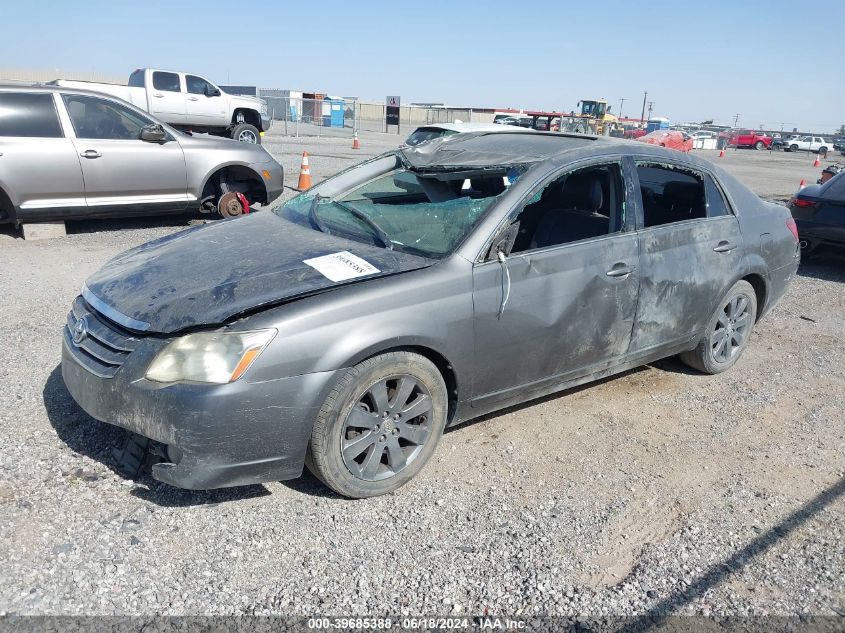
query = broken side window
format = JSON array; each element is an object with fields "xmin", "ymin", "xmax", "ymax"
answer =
[
  {"xmin": 636, "ymin": 162, "xmax": 706, "ymax": 227},
  {"xmin": 509, "ymin": 162, "xmax": 625, "ymax": 253}
]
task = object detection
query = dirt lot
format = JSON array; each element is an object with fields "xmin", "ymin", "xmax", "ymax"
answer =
[{"xmin": 1, "ymin": 131, "xmax": 843, "ymax": 619}]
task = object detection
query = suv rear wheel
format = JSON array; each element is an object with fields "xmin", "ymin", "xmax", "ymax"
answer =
[{"xmin": 754, "ymin": 141, "xmax": 765, "ymax": 150}]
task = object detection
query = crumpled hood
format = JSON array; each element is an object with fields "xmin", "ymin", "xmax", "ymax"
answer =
[{"xmin": 83, "ymin": 213, "xmax": 433, "ymax": 334}]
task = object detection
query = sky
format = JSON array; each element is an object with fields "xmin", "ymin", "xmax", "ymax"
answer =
[{"xmin": 3, "ymin": 0, "xmax": 843, "ymax": 132}]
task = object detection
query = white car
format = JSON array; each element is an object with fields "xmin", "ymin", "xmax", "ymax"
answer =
[
  {"xmin": 402, "ymin": 122, "xmax": 505, "ymax": 147},
  {"xmin": 785, "ymin": 135, "xmax": 832, "ymax": 154},
  {"xmin": 688, "ymin": 130, "xmax": 717, "ymax": 140},
  {"xmin": 53, "ymin": 68, "xmax": 270, "ymax": 144}
]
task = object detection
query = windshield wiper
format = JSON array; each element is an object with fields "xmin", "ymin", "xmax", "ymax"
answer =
[
  {"xmin": 308, "ymin": 195, "xmax": 331, "ymax": 235},
  {"xmin": 324, "ymin": 196, "xmax": 394, "ymax": 250}
]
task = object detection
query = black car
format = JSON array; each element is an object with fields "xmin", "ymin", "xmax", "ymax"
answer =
[
  {"xmin": 789, "ymin": 171, "xmax": 845, "ymax": 254},
  {"xmin": 832, "ymin": 137, "xmax": 845, "ymax": 152}
]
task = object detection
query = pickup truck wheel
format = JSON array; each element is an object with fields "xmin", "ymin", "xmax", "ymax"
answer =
[
  {"xmin": 790, "ymin": 144, "xmax": 799, "ymax": 152},
  {"xmin": 231, "ymin": 123, "xmax": 260, "ymax": 144},
  {"xmin": 754, "ymin": 141, "xmax": 764, "ymax": 150}
]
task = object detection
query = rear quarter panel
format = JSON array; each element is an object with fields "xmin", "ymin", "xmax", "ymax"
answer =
[{"xmin": 716, "ymin": 167, "xmax": 799, "ymax": 314}]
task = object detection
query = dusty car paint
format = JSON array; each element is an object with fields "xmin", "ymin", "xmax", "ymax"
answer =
[{"xmin": 61, "ymin": 131, "xmax": 800, "ymax": 490}]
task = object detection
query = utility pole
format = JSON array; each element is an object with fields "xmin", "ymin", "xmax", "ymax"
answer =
[
  {"xmin": 640, "ymin": 91, "xmax": 647, "ymax": 125},
  {"xmin": 733, "ymin": 113, "xmax": 740, "ymax": 127},
  {"xmin": 618, "ymin": 98, "xmax": 626, "ymax": 119}
]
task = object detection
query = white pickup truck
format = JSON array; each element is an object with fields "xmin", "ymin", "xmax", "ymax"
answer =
[
  {"xmin": 52, "ymin": 68, "xmax": 271, "ymax": 144},
  {"xmin": 785, "ymin": 135, "xmax": 832, "ymax": 154}
]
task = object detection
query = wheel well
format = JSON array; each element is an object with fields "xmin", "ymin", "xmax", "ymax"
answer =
[
  {"xmin": 0, "ymin": 187, "xmax": 13, "ymax": 223},
  {"xmin": 365, "ymin": 345, "xmax": 459, "ymax": 424},
  {"xmin": 201, "ymin": 166, "xmax": 267, "ymax": 205},
  {"xmin": 232, "ymin": 109, "xmax": 261, "ymax": 128},
  {"xmin": 742, "ymin": 273, "xmax": 767, "ymax": 321}
]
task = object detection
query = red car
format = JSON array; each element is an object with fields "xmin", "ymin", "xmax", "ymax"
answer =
[
  {"xmin": 728, "ymin": 129, "xmax": 772, "ymax": 150},
  {"xmin": 635, "ymin": 130, "xmax": 693, "ymax": 153}
]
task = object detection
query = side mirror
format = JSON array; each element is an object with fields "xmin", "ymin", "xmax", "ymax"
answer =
[
  {"xmin": 487, "ymin": 223, "xmax": 520, "ymax": 260},
  {"xmin": 205, "ymin": 85, "xmax": 221, "ymax": 97},
  {"xmin": 140, "ymin": 123, "xmax": 168, "ymax": 143}
]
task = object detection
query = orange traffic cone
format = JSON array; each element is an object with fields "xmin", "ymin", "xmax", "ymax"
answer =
[
  {"xmin": 799, "ymin": 179, "xmax": 805, "ymax": 189},
  {"xmin": 812, "ymin": 154, "xmax": 820, "ymax": 167},
  {"xmin": 297, "ymin": 152, "xmax": 312, "ymax": 190},
  {"xmin": 352, "ymin": 132, "xmax": 360, "ymax": 149},
  {"xmin": 718, "ymin": 149, "xmax": 725, "ymax": 158}
]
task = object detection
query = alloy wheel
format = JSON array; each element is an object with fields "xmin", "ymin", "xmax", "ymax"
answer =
[
  {"xmin": 710, "ymin": 294, "xmax": 752, "ymax": 363},
  {"xmin": 341, "ymin": 375, "xmax": 433, "ymax": 481},
  {"xmin": 238, "ymin": 129, "xmax": 258, "ymax": 143}
]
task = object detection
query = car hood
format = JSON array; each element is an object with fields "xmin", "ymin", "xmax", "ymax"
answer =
[{"xmin": 83, "ymin": 213, "xmax": 434, "ymax": 334}]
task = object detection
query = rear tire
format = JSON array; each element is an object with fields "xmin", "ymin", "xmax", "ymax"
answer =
[
  {"xmin": 679, "ymin": 280, "xmax": 757, "ymax": 375},
  {"xmin": 306, "ymin": 351, "xmax": 448, "ymax": 498},
  {"xmin": 231, "ymin": 123, "xmax": 261, "ymax": 144},
  {"xmin": 755, "ymin": 141, "xmax": 764, "ymax": 150}
]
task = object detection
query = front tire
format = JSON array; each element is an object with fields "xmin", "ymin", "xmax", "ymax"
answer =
[
  {"xmin": 231, "ymin": 122, "xmax": 261, "ymax": 144},
  {"xmin": 679, "ymin": 280, "xmax": 758, "ymax": 375},
  {"xmin": 790, "ymin": 144, "xmax": 799, "ymax": 152},
  {"xmin": 306, "ymin": 351, "xmax": 448, "ymax": 498}
]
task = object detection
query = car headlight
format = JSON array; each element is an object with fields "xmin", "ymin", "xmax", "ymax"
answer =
[
  {"xmin": 260, "ymin": 102, "xmax": 268, "ymax": 115},
  {"xmin": 145, "ymin": 329, "xmax": 276, "ymax": 384}
]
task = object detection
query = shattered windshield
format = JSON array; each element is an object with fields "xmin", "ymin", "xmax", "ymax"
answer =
[{"xmin": 277, "ymin": 166, "xmax": 527, "ymax": 258}]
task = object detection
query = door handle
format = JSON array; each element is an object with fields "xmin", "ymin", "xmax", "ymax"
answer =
[
  {"xmin": 606, "ymin": 263, "xmax": 635, "ymax": 278},
  {"xmin": 80, "ymin": 150, "xmax": 102, "ymax": 159},
  {"xmin": 187, "ymin": 96, "xmax": 199, "ymax": 101},
  {"xmin": 713, "ymin": 241, "xmax": 736, "ymax": 253},
  {"xmin": 153, "ymin": 93, "xmax": 164, "ymax": 98}
]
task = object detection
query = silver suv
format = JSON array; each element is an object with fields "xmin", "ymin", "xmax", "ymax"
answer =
[{"xmin": 0, "ymin": 85, "xmax": 283, "ymax": 224}]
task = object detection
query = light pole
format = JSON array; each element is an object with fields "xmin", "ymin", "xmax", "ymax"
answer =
[
  {"xmin": 640, "ymin": 91, "xmax": 648, "ymax": 125},
  {"xmin": 618, "ymin": 98, "xmax": 626, "ymax": 119},
  {"xmin": 733, "ymin": 113, "xmax": 740, "ymax": 127},
  {"xmin": 647, "ymin": 101, "xmax": 654, "ymax": 121}
]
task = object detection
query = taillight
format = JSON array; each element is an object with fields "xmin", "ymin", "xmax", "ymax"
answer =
[
  {"xmin": 786, "ymin": 218, "xmax": 799, "ymax": 241},
  {"xmin": 790, "ymin": 198, "xmax": 816, "ymax": 208}
]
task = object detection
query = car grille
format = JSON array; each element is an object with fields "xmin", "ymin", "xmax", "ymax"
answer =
[{"xmin": 64, "ymin": 296, "xmax": 140, "ymax": 378}]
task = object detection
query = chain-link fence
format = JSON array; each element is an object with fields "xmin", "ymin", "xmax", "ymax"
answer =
[{"xmin": 258, "ymin": 91, "xmax": 490, "ymax": 138}]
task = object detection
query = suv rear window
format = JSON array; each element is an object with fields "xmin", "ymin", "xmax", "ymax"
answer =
[{"xmin": 0, "ymin": 93, "xmax": 63, "ymax": 138}]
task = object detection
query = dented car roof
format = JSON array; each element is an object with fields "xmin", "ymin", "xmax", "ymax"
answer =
[{"xmin": 399, "ymin": 130, "xmax": 606, "ymax": 169}]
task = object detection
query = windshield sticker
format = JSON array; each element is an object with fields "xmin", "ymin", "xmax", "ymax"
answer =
[{"xmin": 303, "ymin": 251, "xmax": 380, "ymax": 282}]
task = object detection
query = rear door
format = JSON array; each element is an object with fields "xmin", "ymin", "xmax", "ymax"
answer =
[
  {"xmin": 147, "ymin": 71, "xmax": 186, "ymax": 124},
  {"xmin": 629, "ymin": 158, "xmax": 743, "ymax": 355},
  {"xmin": 61, "ymin": 93, "xmax": 189, "ymax": 213},
  {"xmin": 184, "ymin": 75, "xmax": 229, "ymax": 127},
  {"xmin": 0, "ymin": 91, "xmax": 86, "ymax": 219}
]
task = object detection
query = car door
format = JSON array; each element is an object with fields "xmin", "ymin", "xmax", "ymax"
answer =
[
  {"xmin": 147, "ymin": 71, "xmax": 186, "ymax": 124},
  {"xmin": 628, "ymin": 158, "xmax": 743, "ymax": 355},
  {"xmin": 470, "ymin": 159, "xmax": 640, "ymax": 407},
  {"xmin": 0, "ymin": 91, "xmax": 86, "ymax": 219},
  {"xmin": 60, "ymin": 93, "xmax": 189, "ymax": 212},
  {"xmin": 184, "ymin": 75, "xmax": 228, "ymax": 127}
]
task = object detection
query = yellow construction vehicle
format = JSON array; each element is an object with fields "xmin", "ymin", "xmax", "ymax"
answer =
[{"xmin": 559, "ymin": 99, "xmax": 619, "ymax": 136}]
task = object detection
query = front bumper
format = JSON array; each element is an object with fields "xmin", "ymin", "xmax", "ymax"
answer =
[
  {"xmin": 61, "ymin": 329, "xmax": 339, "ymax": 490},
  {"xmin": 261, "ymin": 113, "xmax": 272, "ymax": 132}
]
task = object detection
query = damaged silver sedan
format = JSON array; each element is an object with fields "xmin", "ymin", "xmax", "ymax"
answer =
[{"xmin": 61, "ymin": 131, "xmax": 800, "ymax": 498}]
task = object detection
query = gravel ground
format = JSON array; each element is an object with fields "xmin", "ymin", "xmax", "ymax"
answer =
[{"xmin": 0, "ymin": 130, "xmax": 843, "ymax": 619}]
